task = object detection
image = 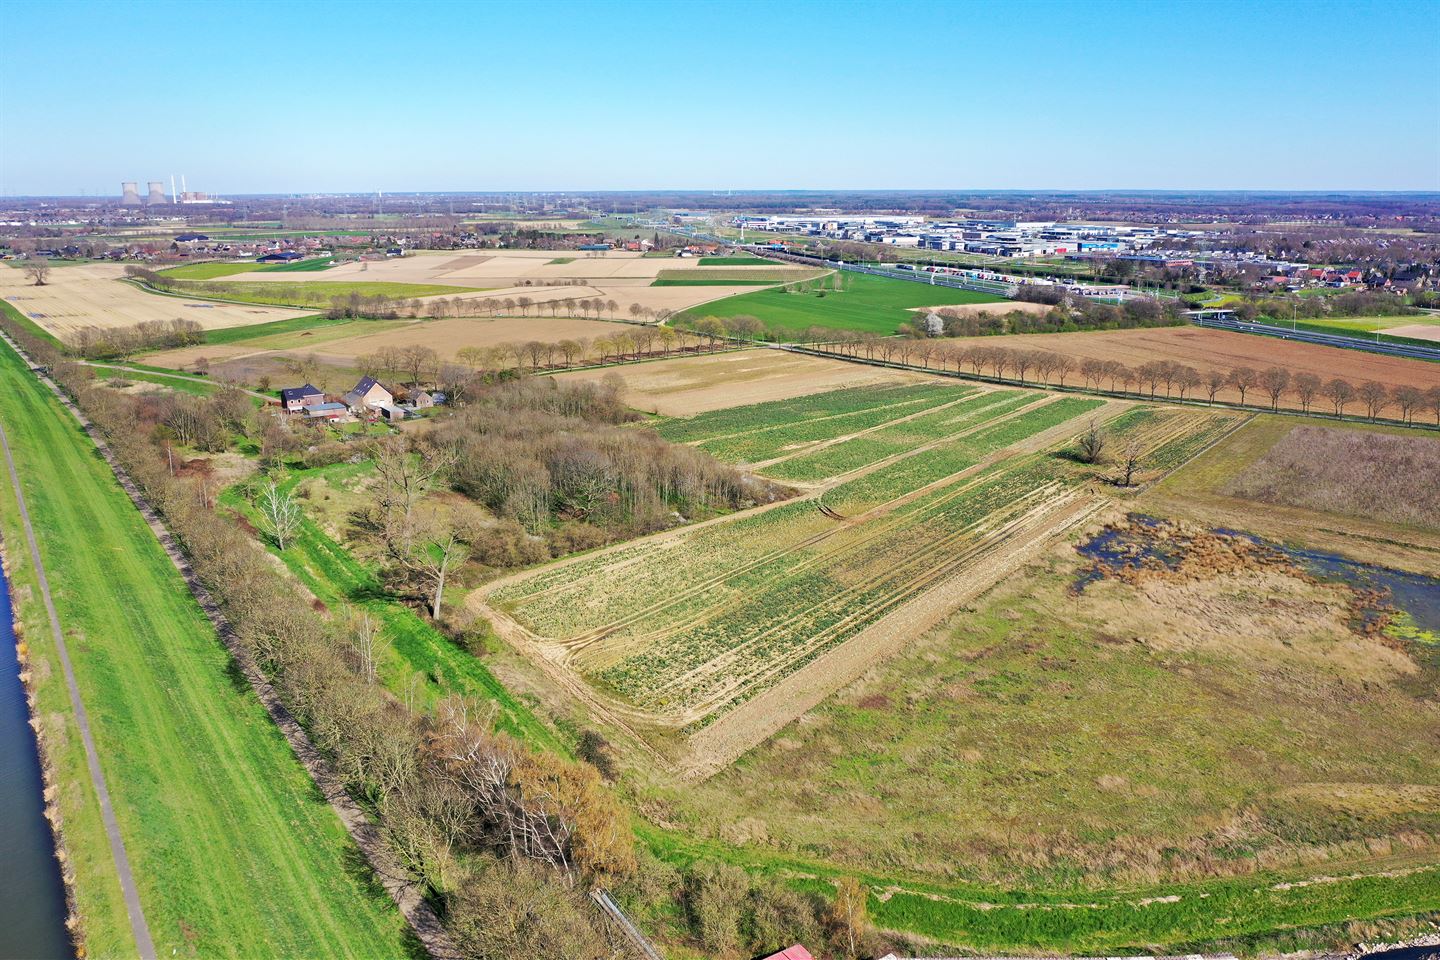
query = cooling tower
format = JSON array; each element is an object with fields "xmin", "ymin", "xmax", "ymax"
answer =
[
  {"xmin": 147, "ymin": 181, "xmax": 165, "ymax": 204},
  {"xmin": 121, "ymin": 181, "xmax": 141, "ymax": 205}
]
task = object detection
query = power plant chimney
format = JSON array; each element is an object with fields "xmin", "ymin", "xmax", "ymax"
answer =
[
  {"xmin": 121, "ymin": 181, "xmax": 141, "ymax": 205},
  {"xmin": 147, "ymin": 181, "xmax": 165, "ymax": 204}
]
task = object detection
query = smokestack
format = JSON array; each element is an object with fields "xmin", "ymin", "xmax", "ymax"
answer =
[
  {"xmin": 147, "ymin": 181, "xmax": 165, "ymax": 204},
  {"xmin": 121, "ymin": 181, "xmax": 141, "ymax": 205}
]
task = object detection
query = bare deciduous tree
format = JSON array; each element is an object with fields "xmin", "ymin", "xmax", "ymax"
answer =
[
  {"xmin": 24, "ymin": 258, "xmax": 50, "ymax": 286},
  {"xmin": 256, "ymin": 481, "xmax": 302, "ymax": 550}
]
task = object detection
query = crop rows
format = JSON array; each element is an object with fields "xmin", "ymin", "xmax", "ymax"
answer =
[
  {"xmin": 694, "ymin": 387, "xmax": 977, "ymax": 464},
  {"xmin": 594, "ymin": 455, "xmax": 1079, "ymax": 718},
  {"xmin": 656, "ymin": 382, "xmax": 966, "ymax": 445},
  {"xmin": 762, "ymin": 389, "xmax": 1033, "ymax": 482},
  {"xmin": 826, "ymin": 396, "xmax": 1105, "ymax": 514},
  {"xmin": 496, "ymin": 400, "xmax": 1238, "ymax": 725}
]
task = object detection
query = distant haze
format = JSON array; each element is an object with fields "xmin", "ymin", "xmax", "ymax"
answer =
[{"xmin": 3, "ymin": 0, "xmax": 1438, "ymax": 196}]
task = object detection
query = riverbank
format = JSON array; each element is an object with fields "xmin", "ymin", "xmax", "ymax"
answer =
[{"xmin": 0, "ymin": 546, "xmax": 73, "ymax": 958}]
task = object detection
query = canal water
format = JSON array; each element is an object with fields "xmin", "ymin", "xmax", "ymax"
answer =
[{"xmin": 0, "ymin": 563, "xmax": 73, "ymax": 959}]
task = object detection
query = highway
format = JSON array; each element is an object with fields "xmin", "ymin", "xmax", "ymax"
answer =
[{"xmin": 1191, "ymin": 316, "xmax": 1440, "ymax": 362}]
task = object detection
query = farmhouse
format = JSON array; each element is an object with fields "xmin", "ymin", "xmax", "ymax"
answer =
[
  {"xmin": 342, "ymin": 375, "xmax": 393, "ymax": 410},
  {"xmin": 256, "ymin": 251, "xmax": 302, "ymax": 264},
  {"xmin": 279, "ymin": 383, "xmax": 324, "ymax": 412}
]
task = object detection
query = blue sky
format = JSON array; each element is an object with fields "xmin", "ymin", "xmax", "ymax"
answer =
[{"xmin": 3, "ymin": 0, "xmax": 1438, "ymax": 195}]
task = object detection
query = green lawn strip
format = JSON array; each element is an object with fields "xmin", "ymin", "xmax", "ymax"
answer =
[
  {"xmin": 696, "ymin": 271, "xmax": 1009, "ymax": 335},
  {"xmin": 637, "ymin": 825, "xmax": 1440, "ymax": 952},
  {"xmin": 763, "ymin": 389, "xmax": 1034, "ymax": 482},
  {"xmin": 0, "ymin": 451, "xmax": 133, "ymax": 953},
  {"xmin": 0, "ymin": 298, "xmax": 65, "ymax": 350},
  {"xmin": 546, "ymin": 257, "xmax": 575, "ymax": 265},
  {"xmin": 0, "ymin": 343, "xmax": 411, "ymax": 958},
  {"xmin": 219, "ymin": 467, "xmax": 565, "ymax": 753},
  {"xmin": 698, "ymin": 256, "xmax": 773, "ymax": 266}
]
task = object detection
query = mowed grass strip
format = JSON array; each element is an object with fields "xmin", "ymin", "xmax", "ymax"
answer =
[
  {"xmin": 0, "ymin": 343, "xmax": 412, "ymax": 959},
  {"xmin": 700, "ymin": 271, "xmax": 1010, "ymax": 335}
]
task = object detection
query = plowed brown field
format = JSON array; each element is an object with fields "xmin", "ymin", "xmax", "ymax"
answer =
[{"xmin": 946, "ymin": 326, "xmax": 1440, "ymax": 407}]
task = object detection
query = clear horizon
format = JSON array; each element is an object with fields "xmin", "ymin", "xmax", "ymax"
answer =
[{"xmin": 3, "ymin": 0, "xmax": 1438, "ymax": 196}]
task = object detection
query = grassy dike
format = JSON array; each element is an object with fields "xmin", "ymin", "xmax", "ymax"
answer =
[{"xmin": 0, "ymin": 339, "xmax": 413, "ymax": 958}]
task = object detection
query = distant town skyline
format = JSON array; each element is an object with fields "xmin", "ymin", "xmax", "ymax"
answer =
[{"xmin": 4, "ymin": 0, "xmax": 1438, "ymax": 196}]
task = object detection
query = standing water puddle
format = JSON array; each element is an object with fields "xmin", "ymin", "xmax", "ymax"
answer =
[{"xmin": 1077, "ymin": 514, "xmax": 1440, "ymax": 643}]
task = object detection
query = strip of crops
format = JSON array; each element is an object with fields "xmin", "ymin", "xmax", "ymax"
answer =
[
  {"xmin": 763, "ymin": 390, "xmax": 1032, "ymax": 482},
  {"xmin": 827, "ymin": 397, "xmax": 1105, "ymax": 515},
  {"xmin": 695, "ymin": 387, "xmax": 977, "ymax": 463},
  {"xmin": 656, "ymin": 383, "xmax": 965, "ymax": 445},
  {"xmin": 594, "ymin": 456, "xmax": 1075, "ymax": 718},
  {"xmin": 503, "ymin": 401, "xmax": 1231, "ymax": 726}
]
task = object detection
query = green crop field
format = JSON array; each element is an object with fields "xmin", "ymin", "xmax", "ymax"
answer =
[
  {"xmin": 491, "ymin": 389, "xmax": 1114, "ymax": 726},
  {"xmin": 699, "ymin": 256, "xmax": 775, "ymax": 266},
  {"xmin": 654, "ymin": 267, "xmax": 819, "ymax": 286},
  {"xmin": 258, "ymin": 257, "xmax": 335, "ymax": 272},
  {"xmin": 0, "ymin": 341, "xmax": 410, "ymax": 958},
  {"xmin": 763, "ymin": 389, "xmax": 1035, "ymax": 482},
  {"xmin": 171, "ymin": 279, "xmax": 484, "ymax": 307},
  {"xmin": 656, "ymin": 382, "xmax": 966, "ymax": 445},
  {"xmin": 696, "ymin": 271, "xmax": 1009, "ymax": 335},
  {"xmin": 192, "ymin": 313, "xmax": 359, "ymax": 346},
  {"xmin": 157, "ymin": 261, "xmax": 268, "ymax": 280},
  {"xmin": 684, "ymin": 386, "xmax": 983, "ymax": 464}
]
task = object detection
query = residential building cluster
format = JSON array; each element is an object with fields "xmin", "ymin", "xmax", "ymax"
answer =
[{"xmin": 278, "ymin": 376, "xmax": 442, "ymax": 425}]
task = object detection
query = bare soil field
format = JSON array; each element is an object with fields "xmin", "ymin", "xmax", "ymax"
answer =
[
  {"xmin": 951, "ymin": 325, "xmax": 1440, "ymax": 405},
  {"xmin": 0, "ymin": 262, "xmax": 307, "ymax": 335},
  {"xmin": 919, "ymin": 300, "xmax": 1052, "ymax": 318},
  {"xmin": 220, "ymin": 249, "xmax": 796, "ymax": 316},
  {"xmin": 145, "ymin": 316, "xmax": 641, "ymax": 386},
  {"xmin": 1383, "ymin": 323, "xmax": 1440, "ymax": 342},
  {"xmin": 553, "ymin": 348, "xmax": 935, "ymax": 416}
]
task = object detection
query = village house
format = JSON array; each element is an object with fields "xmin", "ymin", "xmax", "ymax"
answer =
[
  {"xmin": 279, "ymin": 383, "xmax": 324, "ymax": 413},
  {"xmin": 342, "ymin": 375, "xmax": 393, "ymax": 411}
]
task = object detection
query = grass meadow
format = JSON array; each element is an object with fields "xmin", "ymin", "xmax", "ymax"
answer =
[
  {"xmin": 697, "ymin": 271, "xmax": 1009, "ymax": 335},
  {"xmin": 0, "ymin": 340, "xmax": 412, "ymax": 958}
]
